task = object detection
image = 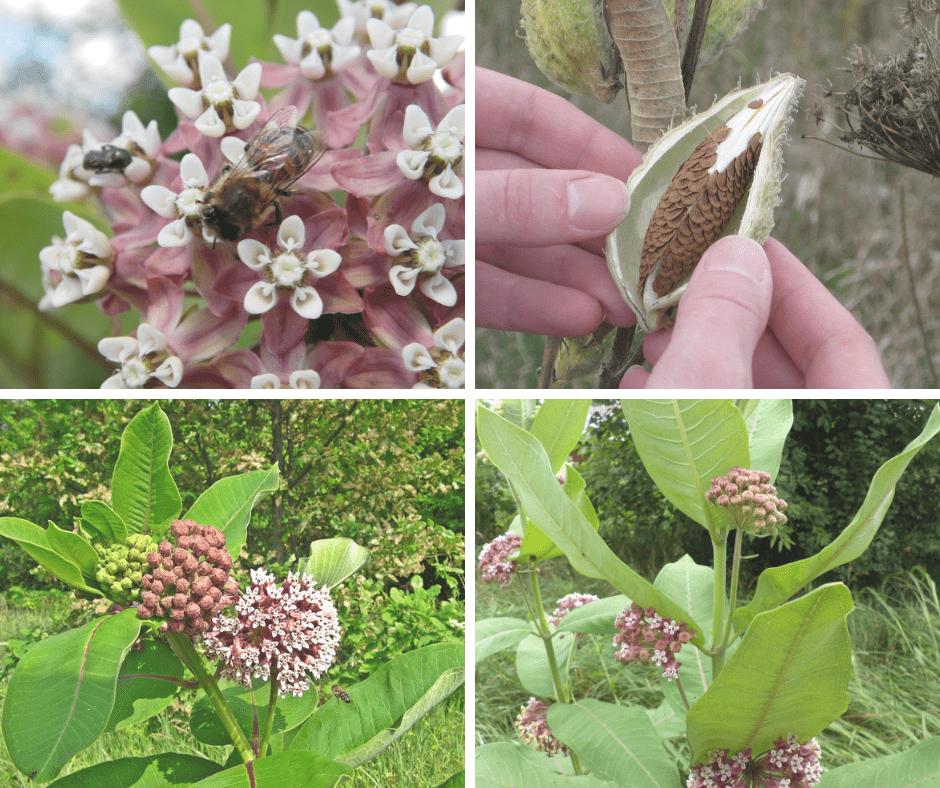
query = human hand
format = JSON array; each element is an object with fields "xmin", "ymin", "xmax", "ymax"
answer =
[
  {"xmin": 620, "ymin": 236, "xmax": 891, "ymax": 388},
  {"xmin": 476, "ymin": 67, "xmax": 642, "ymax": 337}
]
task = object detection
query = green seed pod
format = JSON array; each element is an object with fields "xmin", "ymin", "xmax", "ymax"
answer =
[
  {"xmin": 606, "ymin": 73, "xmax": 803, "ymax": 331},
  {"xmin": 668, "ymin": 0, "xmax": 767, "ymax": 67},
  {"xmin": 520, "ymin": 0, "xmax": 622, "ymax": 102}
]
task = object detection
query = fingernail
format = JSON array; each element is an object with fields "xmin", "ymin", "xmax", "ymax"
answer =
[
  {"xmin": 567, "ymin": 175, "xmax": 630, "ymax": 233},
  {"xmin": 701, "ymin": 236, "xmax": 768, "ymax": 284}
]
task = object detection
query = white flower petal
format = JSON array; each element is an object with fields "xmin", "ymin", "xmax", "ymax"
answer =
[
  {"xmin": 162, "ymin": 58, "xmax": 196, "ymax": 85},
  {"xmin": 237, "ymin": 239, "xmax": 272, "ymax": 269},
  {"xmin": 50, "ymin": 276, "xmax": 85, "ymax": 307},
  {"xmin": 411, "ymin": 203, "xmax": 445, "ymax": 238},
  {"xmin": 419, "ymin": 272, "xmax": 457, "ymax": 306},
  {"xmin": 49, "ymin": 178, "xmax": 90, "ymax": 203},
  {"xmin": 168, "ymin": 87, "xmax": 204, "ymax": 119},
  {"xmin": 366, "ymin": 47, "xmax": 399, "ymax": 79},
  {"xmin": 88, "ymin": 172, "xmax": 125, "ymax": 188},
  {"xmin": 402, "ymin": 342, "xmax": 435, "ymax": 372},
  {"xmin": 332, "ymin": 17, "xmax": 356, "ymax": 45},
  {"xmin": 142, "ymin": 120, "xmax": 162, "ymax": 156},
  {"xmin": 231, "ymin": 100, "xmax": 261, "ymax": 130},
  {"xmin": 208, "ymin": 23, "xmax": 231, "ymax": 60},
  {"xmin": 433, "ymin": 317, "xmax": 464, "ymax": 354},
  {"xmin": 300, "ymin": 50, "xmax": 326, "ymax": 81},
  {"xmin": 221, "ymin": 135, "xmax": 247, "ymax": 164},
  {"xmin": 179, "ymin": 19, "xmax": 205, "ymax": 40},
  {"xmin": 123, "ymin": 157, "xmax": 151, "ymax": 184},
  {"xmin": 157, "ymin": 218, "xmax": 194, "ymax": 247},
  {"xmin": 244, "ymin": 281, "xmax": 279, "ymax": 314},
  {"xmin": 409, "ymin": 6, "xmax": 434, "ymax": 36},
  {"xmin": 406, "ymin": 50, "xmax": 437, "ymax": 84},
  {"xmin": 153, "ymin": 356, "xmax": 183, "ymax": 387},
  {"xmin": 437, "ymin": 356, "xmax": 465, "ymax": 388},
  {"xmin": 198, "ymin": 52, "xmax": 227, "ymax": 84},
  {"xmin": 180, "ymin": 153, "xmax": 209, "ymax": 188},
  {"xmin": 296, "ymin": 10, "xmax": 321, "ymax": 36},
  {"xmin": 429, "ymin": 35, "xmax": 462, "ymax": 67},
  {"xmin": 251, "ymin": 373, "xmax": 281, "ymax": 389},
  {"xmin": 141, "ymin": 184, "xmax": 179, "ymax": 218},
  {"xmin": 396, "ymin": 149, "xmax": 430, "ymax": 180},
  {"xmin": 389, "ymin": 264, "xmax": 419, "ymax": 296},
  {"xmin": 366, "ymin": 19, "xmax": 395, "ymax": 49},
  {"xmin": 195, "ymin": 105, "xmax": 227, "ymax": 137},
  {"xmin": 233, "ymin": 62, "xmax": 262, "ymax": 100},
  {"xmin": 305, "ymin": 249, "xmax": 341, "ymax": 276},
  {"xmin": 331, "ymin": 43, "xmax": 361, "ymax": 71},
  {"xmin": 98, "ymin": 336, "xmax": 138, "ymax": 363},
  {"xmin": 148, "ymin": 44, "xmax": 176, "ymax": 69},
  {"xmin": 277, "ymin": 215, "xmax": 305, "ymax": 250},
  {"xmin": 289, "ymin": 369, "xmax": 321, "ymax": 389},
  {"xmin": 429, "ymin": 166, "xmax": 463, "ymax": 199},
  {"xmin": 439, "ymin": 104, "xmax": 465, "ymax": 138},
  {"xmin": 39, "ymin": 243, "xmax": 62, "ymax": 268},
  {"xmin": 273, "ymin": 33, "xmax": 302, "ymax": 64},
  {"xmin": 384, "ymin": 223, "xmax": 416, "ymax": 255},
  {"xmin": 290, "ymin": 286, "xmax": 324, "ymax": 320},
  {"xmin": 121, "ymin": 110, "xmax": 145, "ymax": 137},
  {"xmin": 75, "ymin": 264, "xmax": 111, "ymax": 296},
  {"xmin": 402, "ymin": 103, "xmax": 433, "ymax": 146},
  {"xmin": 100, "ymin": 372, "xmax": 127, "ymax": 389},
  {"xmin": 136, "ymin": 323, "xmax": 168, "ymax": 355},
  {"xmin": 442, "ymin": 239, "xmax": 465, "ymax": 268}
]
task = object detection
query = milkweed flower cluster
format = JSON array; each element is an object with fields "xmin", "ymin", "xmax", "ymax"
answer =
[
  {"xmin": 137, "ymin": 520, "xmax": 238, "ymax": 636},
  {"xmin": 478, "ymin": 532, "xmax": 522, "ymax": 585},
  {"xmin": 706, "ymin": 467, "xmax": 789, "ymax": 538},
  {"xmin": 203, "ymin": 568, "xmax": 341, "ymax": 697},
  {"xmin": 549, "ymin": 592, "xmax": 598, "ymax": 627},
  {"xmin": 39, "ymin": 3, "xmax": 464, "ymax": 389},
  {"xmin": 515, "ymin": 698, "xmax": 567, "ymax": 756},
  {"xmin": 613, "ymin": 602, "xmax": 694, "ymax": 681},
  {"xmin": 687, "ymin": 736, "xmax": 823, "ymax": 788},
  {"xmin": 95, "ymin": 534, "xmax": 159, "ymax": 604}
]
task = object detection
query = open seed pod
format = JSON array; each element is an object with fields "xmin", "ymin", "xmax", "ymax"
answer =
[{"xmin": 606, "ymin": 73, "xmax": 804, "ymax": 332}]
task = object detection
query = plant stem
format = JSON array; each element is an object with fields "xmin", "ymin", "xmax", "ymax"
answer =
[
  {"xmin": 539, "ymin": 337, "xmax": 561, "ymax": 388},
  {"xmin": 720, "ymin": 527, "xmax": 745, "ymax": 650},
  {"xmin": 710, "ymin": 529, "xmax": 728, "ymax": 677},
  {"xmin": 166, "ymin": 632, "xmax": 255, "ymax": 764},
  {"xmin": 675, "ymin": 675, "xmax": 691, "ymax": 710},
  {"xmin": 259, "ymin": 673, "xmax": 279, "ymax": 757},
  {"xmin": 681, "ymin": 0, "xmax": 713, "ymax": 99},
  {"xmin": 898, "ymin": 185, "xmax": 938, "ymax": 387}
]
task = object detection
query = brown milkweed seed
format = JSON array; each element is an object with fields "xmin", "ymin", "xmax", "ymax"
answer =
[{"xmin": 639, "ymin": 125, "xmax": 763, "ymax": 298}]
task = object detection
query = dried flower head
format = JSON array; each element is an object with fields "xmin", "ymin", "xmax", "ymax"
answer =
[
  {"xmin": 203, "ymin": 568, "xmax": 341, "ymax": 697},
  {"xmin": 550, "ymin": 592, "xmax": 599, "ymax": 627},
  {"xmin": 478, "ymin": 532, "xmax": 522, "ymax": 585},
  {"xmin": 687, "ymin": 736, "xmax": 823, "ymax": 788},
  {"xmin": 137, "ymin": 519, "xmax": 237, "ymax": 637},
  {"xmin": 706, "ymin": 467, "xmax": 789, "ymax": 538},
  {"xmin": 95, "ymin": 534, "xmax": 158, "ymax": 604},
  {"xmin": 613, "ymin": 602, "xmax": 693, "ymax": 681},
  {"xmin": 515, "ymin": 697, "xmax": 567, "ymax": 756}
]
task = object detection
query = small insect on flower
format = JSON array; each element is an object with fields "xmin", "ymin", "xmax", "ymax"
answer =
[
  {"xmin": 201, "ymin": 106, "xmax": 325, "ymax": 242},
  {"xmin": 82, "ymin": 144, "xmax": 134, "ymax": 175},
  {"xmin": 332, "ymin": 684, "xmax": 351, "ymax": 703}
]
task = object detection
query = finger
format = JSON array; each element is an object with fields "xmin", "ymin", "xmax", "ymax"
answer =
[
  {"xmin": 478, "ymin": 149, "xmax": 537, "ymax": 171},
  {"xmin": 480, "ymin": 243, "xmax": 636, "ymax": 326},
  {"xmin": 476, "ymin": 260, "xmax": 604, "ymax": 336},
  {"xmin": 619, "ymin": 366, "xmax": 650, "ymax": 388},
  {"xmin": 477, "ymin": 169, "xmax": 629, "ymax": 246},
  {"xmin": 647, "ymin": 236, "xmax": 773, "ymax": 388},
  {"xmin": 476, "ymin": 67, "xmax": 642, "ymax": 178},
  {"xmin": 765, "ymin": 238, "xmax": 891, "ymax": 388}
]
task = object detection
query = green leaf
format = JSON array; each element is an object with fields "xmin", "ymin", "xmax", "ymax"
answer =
[
  {"xmin": 190, "ymin": 680, "xmax": 318, "ymax": 746},
  {"xmin": 194, "ymin": 751, "xmax": 351, "ymax": 788},
  {"xmin": 548, "ymin": 700, "xmax": 679, "ymax": 787},
  {"xmin": 0, "ymin": 146, "xmax": 58, "ymax": 198},
  {"xmin": 737, "ymin": 399, "xmax": 793, "ymax": 480},
  {"xmin": 557, "ymin": 595, "xmax": 629, "ymax": 635},
  {"xmin": 81, "ymin": 501, "xmax": 128, "ymax": 545},
  {"xmin": 529, "ymin": 400, "xmax": 590, "ymax": 472},
  {"xmin": 303, "ymin": 536, "xmax": 371, "ymax": 588},
  {"xmin": 476, "ymin": 742, "xmax": 615, "ymax": 787},
  {"xmin": 644, "ymin": 701, "xmax": 685, "ymax": 740},
  {"xmin": 48, "ymin": 753, "xmax": 221, "ymax": 787},
  {"xmin": 477, "ymin": 405, "xmax": 704, "ymax": 646},
  {"xmin": 46, "ymin": 521, "xmax": 99, "ymax": 578},
  {"xmin": 519, "ymin": 465, "xmax": 598, "ymax": 562},
  {"xmin": 816, "ymin": 736, "xmax": 940, "ymax": 787},
  {"xmin": 734, "ymin": 405, "xmax": 940, "ymax": 632},
  {"xmin": 290, "ymin": 643, "xmax": 464, "ymax": 767},
  {"xmin": 436, "ymin": 771, "xmax": 465, "ymax": 788},
  {"xmin": 0, "ymin": 517, "xmax": 99, "ymax": 594},
  {"xmin": 184, "ymin": 465, "xmax": 279, "ymax": 558},
  {"xmin": 516, "ymin": 633, "xmax": 576, "ymax": 699},
  {"xmin": 687, "ymin": 584, "xmax": 854, "ymax": 763},
  {"xmin": 476, "ymin": 617, "xmax": 534, "ymax": 662},
  {"xmin": 2, "ymin": 610, "xmax": 142, "ymax": 781},
  {"xmin": 112, "ymin": 404, "xmax": 181, "ymax": 537},
  {"xmin": 107, "ymin": 639, "xmax": 182, "ymax": 732},
  {"xmin": 620, "ymin": 400, "xmax": 749, "ymax": 532}
]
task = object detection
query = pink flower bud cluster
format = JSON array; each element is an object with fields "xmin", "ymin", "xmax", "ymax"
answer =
[
  {"xmin": 706, "ymin": 467, "xmax": 789, "ymax": 537},
  {"xmin": 612, "ymin": 602, "xmax": 693, "ymax": 681},
  {"xmin": 478, "ymin": 532, "xmax": 522, "ymax": 585},
  {"xmin": 514, "ymin": 697, "xmax": 567, "ymax": 756},
  {"xmin": 203, "ymin": 568, "xmax": 341, "ymax": 698},
  {"xmin": 137, "ymin": 519, "xmax": 237, "ymax": 636},
  {"xmin": 549, "ymin": 592, "xmax": 598, "ymax": 627},
  {"xmin": 686, "ymin": 737, "xmax": 822, "ymax": 788}
]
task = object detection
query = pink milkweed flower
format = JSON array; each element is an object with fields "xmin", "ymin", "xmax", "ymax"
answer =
[
  {"xmin": 687, "ymin": 737, "xmax": 823, "ymax": 788},
  {"xmin": 251, "ymin": 369, "xmax": 321, "ymax": 389},
  {"xmin": 707, "ymin": 467, "xmax": 789, "ymax": 538},
  {"xmin": 397, "ymin": 103, "xmax": 464, "ymax": 199},
  {"xmin": 169, "ymin": 53, "xmax": 262, "ymax": 138},
  {"xmin": 339, "ymin": 0, "xmax": 418, "ymax": 41},
  {"xmin": 98, "ymin": 323, "xmax": 184, "ymax": 389},
  {"xmin": 478, "ymin": 532, "xmax": 522, "ymax": 584},
  {"xmin": 384, "ymin": 203, "xmax": 463, "ymax": 305},
  {"xmin": 39, "ymin": 211, "xmax": 112, "ymax": 310},
  {"xmin": 550, "ymin": 593, "xmax": 599, "ymax": 627},
  {"xmin": 148, "ymin": 19, "xmax": 232, "ymax": 87},
  {"xmin": 402, "ymin": 317, "xmax": 464, "ymax": 389},
  {"xmin": 274, "ymin": 11, "xmax": 361, "ymax": 83},
  {"xmin": 79, "ymin": 111, "xmax": 162, "ymax": 189},
  {"xmin": 613, "ymin": 602, "xmax": 694, "ymax": 682},
  {"xmin": 140, "ymin": 152, "xmax": 216, "ymax": 247},
  {"xmin": 515, "ymin": 698, "xmax": 567, "ymax": 756},
  {"xmin": 366, "ymin": 5, "xmax": 462, "ymax": 85},
  {"xmin": 49, "ymin": 144, "xmax": 93, "ymax": 203},
  {"xmin": 237, "ymin": 214, "xmax": 342, "ymax": 320}
]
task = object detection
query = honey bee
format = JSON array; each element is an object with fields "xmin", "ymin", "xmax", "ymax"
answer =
[
  {"xmin": 331, "ymin": 684, "xmax": 351, "ymax": 704},
  {"xmin": 83, "ymin": 144, "xmax": 133, "ymax": 174},
  {"xmin": 201, "ymin": 106, "xmax": 324, "ymax": 242}
]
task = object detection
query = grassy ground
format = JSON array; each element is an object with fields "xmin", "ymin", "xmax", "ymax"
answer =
[
  {"xmin": 477, "ymin": 1, "xmax": 940, "ymax": 388},
  {"xmin": 0, "ymin": 596, "xmax": 464, "ymax": 787},
  {"xmin": 476, "ymin": 563, "xmax": 940, "ymax": 776}
]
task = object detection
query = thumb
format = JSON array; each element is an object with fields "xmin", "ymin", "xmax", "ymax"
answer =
[{"xmin": 647, "ymin": 236, "xmax": 772, "ymax": 387}]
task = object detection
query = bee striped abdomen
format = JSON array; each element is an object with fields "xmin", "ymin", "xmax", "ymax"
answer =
[
  {"xmin": 332, "ymin": 684, "xmax": 351, "ymax": 703},
  {"xmin": 640, "ymin": 125, "xmax": 763, "ymax": 299}
]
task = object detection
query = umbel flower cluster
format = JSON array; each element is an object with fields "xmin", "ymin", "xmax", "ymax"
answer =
[
  {"xmin": 95, "ymin": 533, "xmax": 158, "ymax": 604},
  {"xmin": 42, "ymin": 4, "xmax": 465, "ymax": 389},
  {"xmin": 549, "ymin": 592, "xmax": 598, "ymax": 627},
  {"xmin": 478, "ymin": 532, "xmax": 522, "ymax": 585},
  {"xmin": 687, "ymin": 736, "xmax": 823, "ymax": 788},
  {"xmin": 203, "ymin": 568, "xmax": 341, "ymax": 697},
  {"xmin": 613, "ymin": 602, "xmax": 694, "ymax": 681},
  {"xmin": 137, "ymin": 519, "xmax": 238, "ymax": 636},
  {"xmin": 706, "ymin": 467, "xmax": 789, "ymax": 538},
  {"xmin": 515, "ymin": 697, "xmax": 567, "ymax": 756}
]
